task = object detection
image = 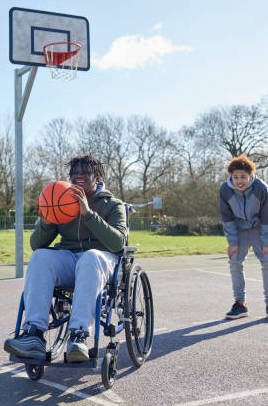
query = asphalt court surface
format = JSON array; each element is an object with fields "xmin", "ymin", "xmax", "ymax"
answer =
[{"xmin": 1, "ymin": 253, "xmax": 268, "ymax": 405}]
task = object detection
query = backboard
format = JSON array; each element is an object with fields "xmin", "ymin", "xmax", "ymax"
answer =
[{"xmin": 9, "ymin": 7, "xmax": 90, "ymax": 71}]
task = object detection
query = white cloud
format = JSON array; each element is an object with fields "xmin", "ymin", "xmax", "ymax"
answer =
[
  {"xmin": 153, "ymin": 22, "xmax": 163, "ymax": 31},
  {"xmin": 93, "ymin": 34, "xmax": 193, "ymax": 70}
]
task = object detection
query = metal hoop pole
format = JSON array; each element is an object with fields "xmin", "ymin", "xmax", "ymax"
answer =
[{"xmin": 14, "ymin": 66, "xmax": 38, "ymax": 278}]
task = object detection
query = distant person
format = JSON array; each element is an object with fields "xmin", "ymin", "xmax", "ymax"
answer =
[{"xmin": 220, "ymin": 155, "xmax": 268, "ymax": 319}]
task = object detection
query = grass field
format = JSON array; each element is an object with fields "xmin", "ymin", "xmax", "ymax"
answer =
[{"xmin": 0, "ymin": 229, "xmax": 227, "ymax": 264}]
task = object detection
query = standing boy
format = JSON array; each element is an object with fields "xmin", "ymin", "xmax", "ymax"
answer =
[{"xmin": 220, "ymin": 155, "xmax": 268, "ymax": 319}]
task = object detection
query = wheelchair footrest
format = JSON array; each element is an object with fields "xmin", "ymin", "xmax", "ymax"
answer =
[
  {"xmin": 63, "ymin": 352, "xmax": 100, "ymax": 368},
  {"xmin": 9, "ymin": 353, "xmax": 102, "ymax": 369},
  {"xmin": 9, "ymin": 354, "xmax": 51, "ymax": 366}
]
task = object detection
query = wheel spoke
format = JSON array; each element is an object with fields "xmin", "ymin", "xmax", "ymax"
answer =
[
  {"xmin": 125, "ymin": 265, "xmax": 154, "ymax": 367},
  {"xmin": 43, "ymin": 290, "xmax": 71, "ymax": 360}
]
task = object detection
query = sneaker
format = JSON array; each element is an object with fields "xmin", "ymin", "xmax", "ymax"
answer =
[
  {"xmin": 225, "ymin": 301, "xmax": 248, "ymax": 320},
  {"xmin": 4, "ymin": 325, "xmax": 46, "ymax": 360},
  {"xmin": 66, "ymin": 329, "xmax": 89, "ymax": 362}
]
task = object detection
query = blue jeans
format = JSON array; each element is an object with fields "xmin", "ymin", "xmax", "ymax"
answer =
[{"xmin": 23, "ymin": 248, "xmax": 118, "ymax": 333}]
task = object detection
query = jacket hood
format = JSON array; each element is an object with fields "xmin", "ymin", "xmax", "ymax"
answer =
[
  {"xmin": 227, "ymin": 174, "xmax": 256, "ymax": 191},
  {"xmin": 92, "ymin": 189, "xmax": 113, "ymax": 200},
  {"xmin": 92, "ymin": 181, "xmax": 112, "ymax": 199}
]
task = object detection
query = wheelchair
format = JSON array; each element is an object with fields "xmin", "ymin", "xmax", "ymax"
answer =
[{"xmin": 8, "ymin": 210, "xmax": 154, "ymax": 389}]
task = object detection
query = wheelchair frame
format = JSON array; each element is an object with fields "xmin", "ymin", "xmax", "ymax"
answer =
[{"xmin": 9, "ymin": 245, "xmax": 154, "ymax": 389}]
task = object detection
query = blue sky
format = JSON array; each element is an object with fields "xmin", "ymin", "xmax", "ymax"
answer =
[{"xmin": 1, "ymin": 0, "xmax": 268, "ymax": 144}]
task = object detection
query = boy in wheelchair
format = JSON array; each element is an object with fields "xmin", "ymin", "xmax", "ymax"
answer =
[{"xmin": 4, "ymin": 154, "xmax": 128, "ymax": 363}]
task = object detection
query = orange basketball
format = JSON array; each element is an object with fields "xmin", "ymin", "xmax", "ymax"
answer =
[{"xmin": 38, "ymin": 181, "xmax": 80, "ymax": 224}]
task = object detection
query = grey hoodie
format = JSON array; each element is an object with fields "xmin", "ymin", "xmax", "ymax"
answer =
[{"xmin": 220, "ymin": 175, "xmax": 268, "ymax": 246}]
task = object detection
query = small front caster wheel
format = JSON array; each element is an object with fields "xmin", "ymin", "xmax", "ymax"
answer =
[
  {"xmin": 101, "ymin": 353, "xmax": 117, "ymax": 389},
  {"xmin": 25, "ymin": 364, "xmax": 44, "ymax": 381}
]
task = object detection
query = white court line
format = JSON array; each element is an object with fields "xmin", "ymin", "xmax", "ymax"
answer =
[
  {"xmin": 146, "ymin": 268, "xmax": 194, "ymax": 273},
  {"xmin": 192, "ymin": 268, "xmax": 262, "ymax": 282},
  {"xmin": 0, "ymin": 331, "xmax": 170, "ymax": 403},
  {"xmin": 0, "ymin": 364, "xmax": 25, "ymax": 375},
  {"xmin": 147, "ymin": 268, "xmax": 262, "ymax": 283},
  {"xmin": 175, "ymin": 387, "xmax": 268, "ymax": 405},
  {"xmin": 154, "ymin": 327, "xmax": 169, "ymax": 334},
  {"xmin": 0, "ymin": 362, "xmax": 123, "ymax": 405}
]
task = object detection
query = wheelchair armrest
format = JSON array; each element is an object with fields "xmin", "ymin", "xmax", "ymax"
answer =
[{"xmin": 123, "ymin": 246, "xmax": 137, "ymax": 255}]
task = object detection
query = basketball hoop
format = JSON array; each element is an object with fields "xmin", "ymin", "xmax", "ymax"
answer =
[{"xmin": 43, "ymin": 41, "xmax": 81, "ymax": 80}]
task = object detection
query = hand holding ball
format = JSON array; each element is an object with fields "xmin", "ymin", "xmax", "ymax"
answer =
[{"xmin": 38, "ymin": 181, "xmax": 80, "ymax": 224}]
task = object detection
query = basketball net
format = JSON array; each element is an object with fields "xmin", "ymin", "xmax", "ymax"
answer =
[{"xmin": 43, "ymin": 41, "xmax": 81, "ymax": 81}]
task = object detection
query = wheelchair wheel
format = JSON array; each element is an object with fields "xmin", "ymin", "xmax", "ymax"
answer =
[
  {"xmin": 124, "ymin": 265, "xmax": 154, "ymax": 367},
  {"xmin": 101, "ymin": 352, "xmax": 116, "ymax": 389},
  {"xmin": 44, "ymin": 292, "xmax": 71, "ymax": 360},
  {"xmin": 25, "ymin": 364, "xmax": 44, "ymax": 381}
]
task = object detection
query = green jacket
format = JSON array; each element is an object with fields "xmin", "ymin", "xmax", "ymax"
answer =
[{"xmin": 30, "ymin": 190, "xmax": 127, "ymax": 254}]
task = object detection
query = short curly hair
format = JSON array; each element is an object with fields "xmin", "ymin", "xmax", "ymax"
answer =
[{"xmin": 227, "ymin": 155, "xmax": 256, "ymax": 175}]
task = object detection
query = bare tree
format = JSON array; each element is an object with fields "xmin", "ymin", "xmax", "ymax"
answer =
[
  {"xmin": 196, "ymin": 104, "xmax": 268, "ymax": 158},
  {"xmin": 76, "ymin": 115, "xmax": 117, "ymax": 183},
  {"xmin": 222, "ymin": 104, "xmax": 268, "ymax": 156},
  {"xmin": 193, "ymin": 112, "xmax": 228, "ymax": 181},
  {"xmin": 128, "ymin": 115, "xmax": 175, "ymax": 200},
  {"xmin": 175, "ymin": 126, "xmax": 198, "ymax": 178},
  {"xmin": 77, "ymin": 114, "xmax": 139, "ymax": 200},
  {"xmin": 0, "ymin": 117, "xmax": 15, "ymax": 215},
  {"xmin": 42, "ymin": 117, "xmax": 73, "ymax": 179},
  {"xmin": 24, "ymin": 144, "xmax": 51, "ymax": 211},
  {"xmin": 166, "ymin": 178, "xmax": 221, "ymax": 218}
]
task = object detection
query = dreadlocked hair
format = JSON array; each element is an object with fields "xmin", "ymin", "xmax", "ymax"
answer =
[{"xmin": 66, "ymin": 154, "xmax": 105, "ymax": 180}]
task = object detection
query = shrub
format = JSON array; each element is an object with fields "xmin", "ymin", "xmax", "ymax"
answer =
[
  {"xmin": 158, "ymin": 223, "xmax": 189, "ymax": 235},
  {"xmin": 206, "ymin": 223, "xmax": 224, "ymax": 235}
]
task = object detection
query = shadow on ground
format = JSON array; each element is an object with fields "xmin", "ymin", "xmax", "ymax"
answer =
[{"xmin": 2, "ymin": 318, "xmax": 267, "ymax": 404}]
